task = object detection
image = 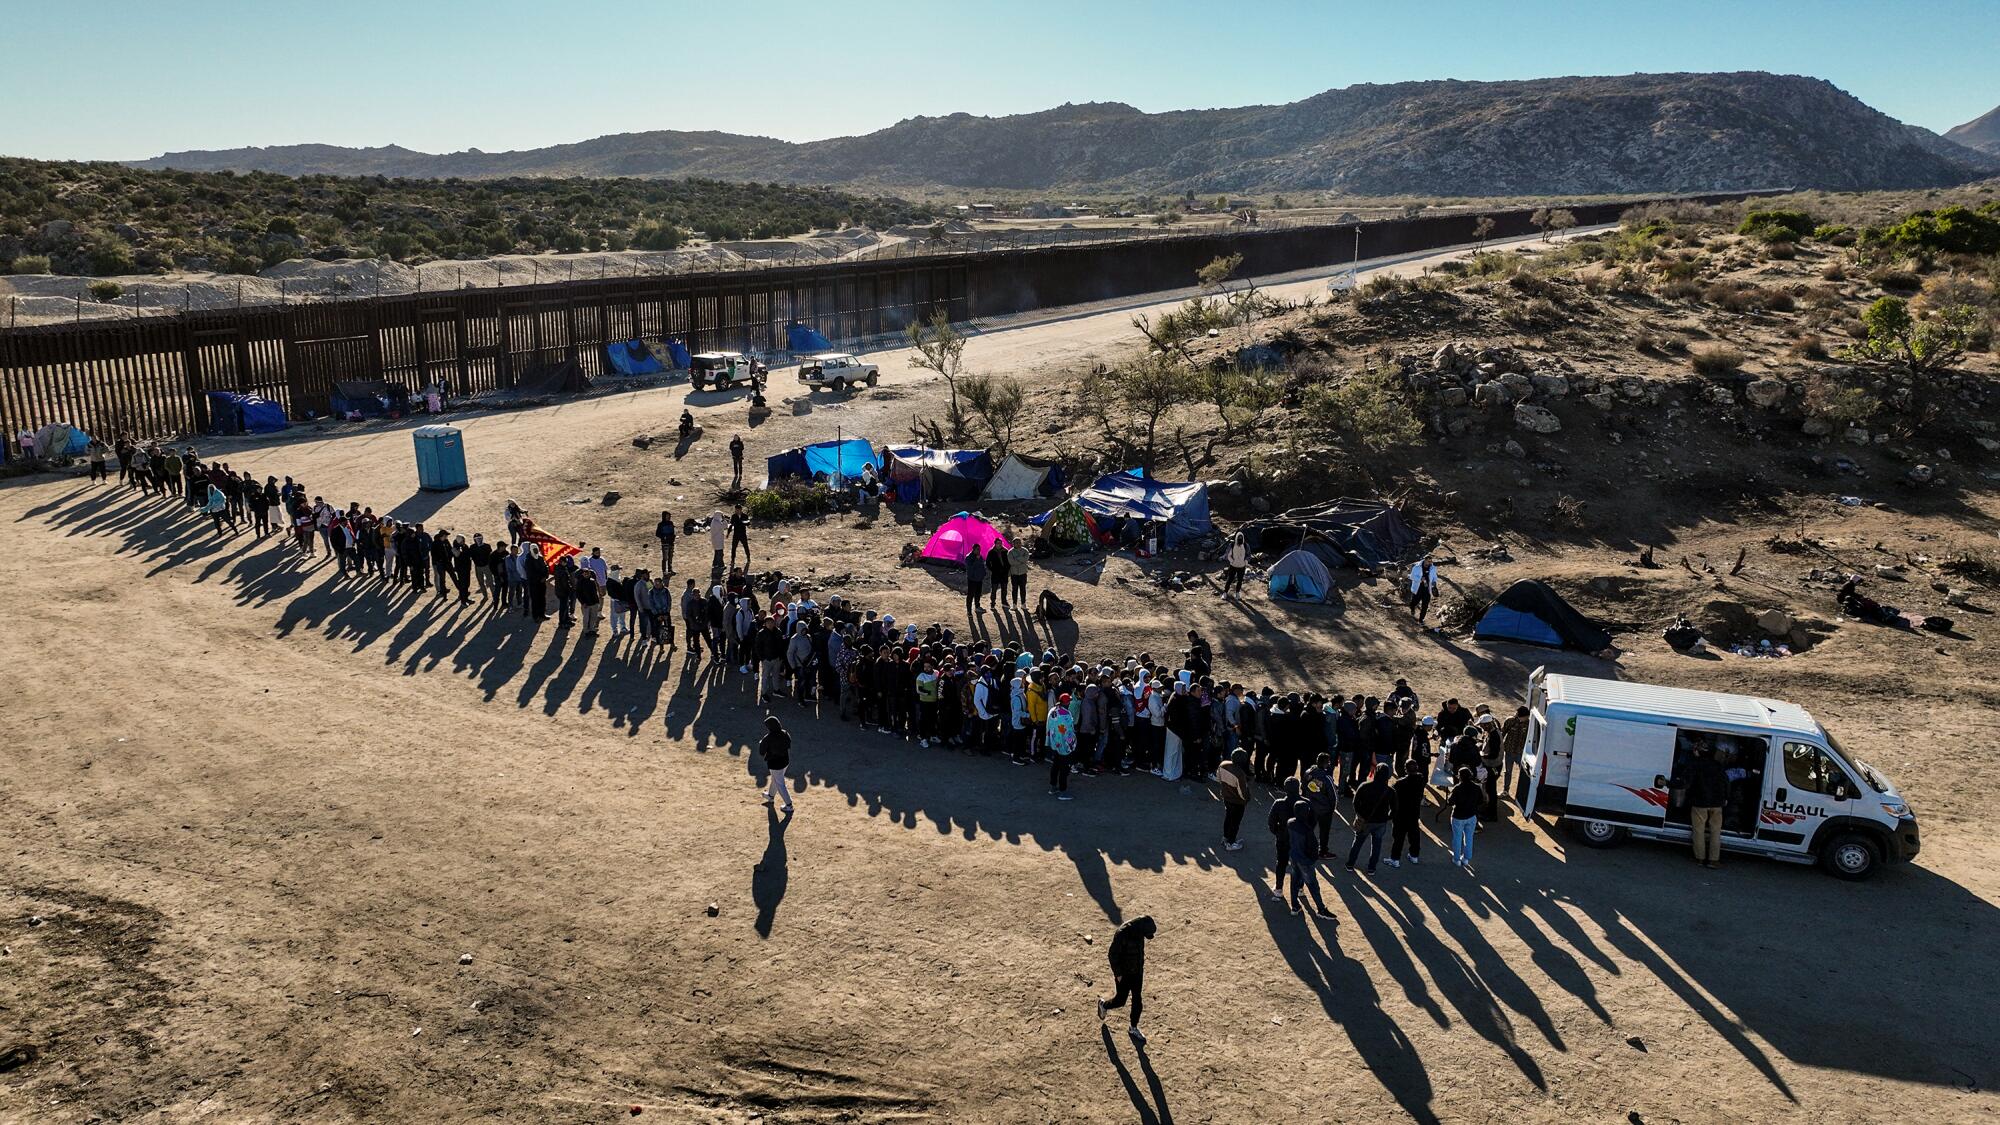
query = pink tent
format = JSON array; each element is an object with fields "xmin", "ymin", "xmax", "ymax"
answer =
[{"xmin": 919, "ymin": 512, "xmax": 1013, "ymax": 566}]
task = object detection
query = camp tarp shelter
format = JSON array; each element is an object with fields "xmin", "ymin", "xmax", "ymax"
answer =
[
  {"xmin": 1474, "ymin": 579, "xmax": 1613, "ymax": 652},
  {"xmin": 1243, "ymin": 498, "xmax": 1419, "ymax": 570},
  {"xmin": 31, "ymin": 422, "xmax": 90, "ymax": 460},
  {"xmin": 204, "ymin": 391, "xmax": 289, "ymax": 435},
  {"xmin": 603, "ymin": 339, "xmax": 665, "ymax": 376},
  {"xmin": 919, "ymin": 512, "xmax": 1013, "ymax": 566},
  {"xmin": 330, "ymin": 379, "xmax": 411, "ymax": 418},
  {"xmin": 884, "ymin": 446, "xmax": 994, "ymax": 504},
  {"xmin": 981, "ymin": 453, "xmax": 1065, "ymax": 501},
  {"xmin": 786, "ymin": 323, "xmax": 833, "ymax": 352},
  {"xmin": 510, "ymin": 358, "xmax": 590, "ymax": 398},
  {"xmin": 1267, "ymin": 549, "xmax": 1335, "ymax": 602},
  {"xmin": 1065, "ymin": 468, "xmax": 1211, "ymax": 547},
  {"xmin": 765, "ymin": 438, "xmax": 882, "ymax": 485},
  {"xmin": 664, "ymin": 339, "xmax": 693, "ymax": 369},
  {"xmin": 1035, "ymin": 499, "xmax": 1098, "ymax": 552}
]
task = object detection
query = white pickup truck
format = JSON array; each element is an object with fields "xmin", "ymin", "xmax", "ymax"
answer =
[{"xmin": 797, "ymin": 352, "xmax": 879, "ymax": 392}]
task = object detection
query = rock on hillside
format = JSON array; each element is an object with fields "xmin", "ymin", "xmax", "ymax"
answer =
[{"xmin": 130, "ymin": 73, "xmax": 1999, "ymax": 196}]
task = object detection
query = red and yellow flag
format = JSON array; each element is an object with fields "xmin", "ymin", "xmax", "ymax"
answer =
[{"xmin": 519, "ymin": 520, "xmax": 580, "ymax": 567}]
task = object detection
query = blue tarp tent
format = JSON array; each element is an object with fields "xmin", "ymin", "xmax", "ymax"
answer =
[
  {"xmin": 1267, "ymin": 549, "xmax": 1334, "ymax": 602},
  {"xmin": 604, "ymin": 339, "xmax": 665, "ymax": 375},
  {"xmin": 787, "ymin": 323, "xmax": 833, "ymax": 352},
  {"xmin": 884, "ymin": 446, "xmax": 994, "ymax": 504},
  {"xmin": 205, "ymin": 391, "xmax": 290, "ymax": 435},
  {"xmin": 663, "ymin": 339, "xmax": 693, "ymax": 369},
  {"xmin": 765, "ymin": 438, "xmax": 882, "ymax": 484},
  {"xmin": 1474, "ymin": 580, "xmax": 1613, "ymax": 651},
  {"xmin": 1050, "ymin": 469, "xmax": 1212, "ymax": 547}
]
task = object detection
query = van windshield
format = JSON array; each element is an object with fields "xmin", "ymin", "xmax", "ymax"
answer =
[{"xmin": 1824, "ymin": 731, "xmax": 1887, "ymax": 792}]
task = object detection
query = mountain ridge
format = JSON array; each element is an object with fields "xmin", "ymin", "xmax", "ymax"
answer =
[
  {"xmin": 129, "ymin": 72, "xmax": 1999, "ymax": 196},
  {"xmin": 1946, "ymin": 104, "xmax": 2000, "ymax": 155}
]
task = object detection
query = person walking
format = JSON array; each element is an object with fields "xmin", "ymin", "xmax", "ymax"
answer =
[
  {"xmin": 1407, "ymin": 554, "xmax": 1439, "ymax": 624},
  {"xmin": 1045, "ymin": 693, "xmax": 1077, "ymax": 800},
  {"xmin": 1676, "ymin": 743, "xmax": 1730, "ymax": 869},
  {"xmin": 728, "ymin": 434, "xmax": 746, "ymax": 490},
  {"xmin": 1447, "ymin": 767, "xmax": 1483, "ymax": 868},
  {"xmin": 1222, "ymin": 532, "xmax": 1248, "ymax": 596},
  {"xmin": 759, "ymin": 715, "xmax": 794, "ymax": 814},
  {"xmin": 729, "ymin": 505, "xmax": 752, "ymax": 570},
  {"xmin": 1347, "ymin": 763, "xmax": 1394, "ymax": 874},
  {"xmin": 1096, "ymin": 915, "xmax": 1157, "ymax": 1046},
  {"xmin": 1216, "ymin": 748, "xmax": 1251, "ymax": 851},
  {"xmin": 656, "ymin": 509, "xmax": 677, "ymax": 576},
  {"xmin": 1387, "ymin": 759, "xmax": 1427, "ymax": 867},
  {"xmin": 964, "ymin": 546, "xmax": 987, "ymax": 618}
]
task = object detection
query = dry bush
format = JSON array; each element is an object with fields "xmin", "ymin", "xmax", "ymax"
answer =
[
  {"xmin": 1804, "ymin": 284, "xmax": 1847, "ymax": 309},
  {"xmin": 1788, "ymin": 333, "xmax": 1828, "ymax": 360},
  {"xmin": 1658, "ymin": 277, "xmax": 1703, "ymax": 301},
  {"xmin": 1689, "ymin": 343, "xmax": 1746, "ymax": 375},
  {"xmin": 1821, "ymin": 259, "xmax": 1847, "ymax": 281},
  {"xmin": 1636, "ymin": 326, "xmax": 1688, "ymax": 354},
  {"xmin": 1766, "ymin": 241, "xmax": 1797, "ymax": 260},
  {"xmin": 1547, "ymin": 494, "xmax": 1590, "ymax": 528},
  {"xmin": 1869, "ymin": 268, "xmax": 1922, "ymax": 294}
]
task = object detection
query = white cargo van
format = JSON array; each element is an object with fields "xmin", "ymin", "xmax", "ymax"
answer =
[{"xmin": 1518, "ymin": 669, "xmax": 1918, "ymax": 880}]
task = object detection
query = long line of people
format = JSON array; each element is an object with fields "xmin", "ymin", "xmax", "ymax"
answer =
[{"xmin": 105, "ymin": 435, "xmax": 1536, "ymax": 887}]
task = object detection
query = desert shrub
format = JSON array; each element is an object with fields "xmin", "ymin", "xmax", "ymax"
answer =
[
  {"xmin": 1302, "ymin": 373, "xmax": 1423, "ymax": 452},
  {"xmin": 1803, "ymin": 284, "xmax": 1847, "ymax": 309},
  {"xmin": 1547, "ymin": 494, "xmax": 1589, "ymax": 529},
  {"xmin": 1820, "ymin": 259, "xmax": 1847, "ymax": 281},
  {"xmin": 1868, "ymin": 268, "xmax": 1922, "ymax": 294},
  {"xmin": 1704, "ymin": 280, "xmax": 1777, "ymax": 312},
  {"xmin": 1844, "ymin": 295, "xmax": 1980, "ymax": 372},
  {"xmin": 744, "ymin": 480, "xmax": 835, "ymax": 521},
  {"xmin": 1803, "ymin": 371, "xmax": 1878, "ymax": 426},
  {"xmin": 1739, "ymin": 208, "xmax": 1816, "ymax": 242},
  {"xmin": 1689, "ymin": 343, "xmax": 1746, "ymax": 375},
  {"xmin": 1788, "ymin": 333, "xmax": 1827, "ymax": 359},
  {"xmin": 1766, "ymin": 241, "xmax": 1797, "ymax": 260},
  {"xmin": 1658, "ymin": 276, "xmax": 1703, "ymax": 301},
  {"xmin": 1812, "ymin": 224, "xmax": 1855, "ymax": 245},
  {"xmin": 1656, "ymin": 254, "xmax": 1703, "ymax": 281},
  {"xmin": 87, "ymin": 280, "xmax": 122, "ymax": 302},
  {"xmin": 1499, "ymin": 296, "xmax": 1563, "ymax": 332},
  {"xmin": 1865, "ymin": 205, "xmax": 2000, "ymax": 256},
  {"xmin": 6, "ymin": 254, "xmax": 51, "ymax": 274},
  {"xmin": 1635, "ymin": 327, "xmax": 1687, "ymax": 354}
]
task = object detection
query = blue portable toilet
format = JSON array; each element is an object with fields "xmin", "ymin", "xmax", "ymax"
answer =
[{"xmin": 413, "ymin": 425, "xmax": 469, "ymax": 491}]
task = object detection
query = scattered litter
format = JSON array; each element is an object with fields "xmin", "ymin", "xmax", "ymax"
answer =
[
  {"xmin": 1729, "ymin": 640, "xmax": 1792, "ymax": 659},
  {"xmin": 1625, "ymin": 1036, "xmax": 1647, "ymax": 1052},
  {"xmin": 26, "ymin": 916, "xmax": 43, "ymax": 928},
  {"xmin": 0, "ymin": 1043, "xmax": 39, "ymax": 1073},
  {"xmin": 410, "ymin": 1027, "xmax": 422, "ymax": 1038},
  {"xmin": 705, "ymin": 903, "xmax": 720, "ymax": 917},
  {"xmin": 1837, "ymin": 496, "xmax": 1864, "ymax": 506},
  {"xmin": 458, "ymin": 953, "xmax": 473, "ymax": 965}
]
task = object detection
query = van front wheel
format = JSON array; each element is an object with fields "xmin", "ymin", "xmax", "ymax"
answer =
[
  {"xmin": 1821, "ymin": 832, "xmax": 1882, "ymax": 881},
  {"xmin": 1572, "ymin": 820, "xmax": 1627, "ymax": 849}
]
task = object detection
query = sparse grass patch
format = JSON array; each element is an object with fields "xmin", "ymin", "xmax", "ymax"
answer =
[{"xmin": 1689, "ymin": 343, "xmax": 1746, "ymax": 376}]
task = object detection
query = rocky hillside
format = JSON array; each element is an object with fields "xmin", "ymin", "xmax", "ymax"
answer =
[
  {"xmin": 1947, "ymin": 104, "xmax": 2000, "ymax": 155},
  {"xmin": 132, "ymin": 72, "xmax": 1997, "ymax": 195}
]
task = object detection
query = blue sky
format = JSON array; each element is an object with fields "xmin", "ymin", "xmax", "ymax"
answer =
[{"xmin": 3, "ymin": 0, "xmax": 1994, "ymax": 160}]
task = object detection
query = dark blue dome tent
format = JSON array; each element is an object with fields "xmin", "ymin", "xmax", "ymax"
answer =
[
  {"xmin": 1474, "ymin": 579, "xmax": 1613, "ymax": 651},
  {"xmin": 204, "ymin": 391, "xmax": 290, "ymax": 435}
]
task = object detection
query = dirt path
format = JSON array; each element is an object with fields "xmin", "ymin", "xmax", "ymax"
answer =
[{"xmin": 2, "ymin": 228, "xmax": 1996, "ymax": 1123}]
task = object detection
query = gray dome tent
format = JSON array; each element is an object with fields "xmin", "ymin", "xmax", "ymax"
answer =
[
  {"xmin": 1474, "ymin": 580, "xmax": 1612, "ymax": 651},
  {"xmin": 1267, "ymin": 549, "xmax": 1335, "ymax": 602}
]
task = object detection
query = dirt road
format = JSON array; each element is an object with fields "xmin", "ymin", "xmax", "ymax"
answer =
[{"xmin": 3, "ymin": 229, "xmax": 1995, "ymax": 1123}]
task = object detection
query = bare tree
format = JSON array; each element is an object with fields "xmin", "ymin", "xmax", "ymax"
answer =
[
  {"xmin": 1530, "ymin": 207, "xmax": 1552, "ymax": 238},
  {"xmin": 1546, "ymin": 209, "xmax": 1578, "ymax": 239},
  {"xmin": 1078, "ymin": 353, "xmax": 1198, "ymax": 474},
  {"xmin": 907, "ymin": 306, "xmax": 971, "ymax": 441},
  {"xmin": 961, "ymin": 375, "xmax": 1026, "ymax": 452},
  {"xmin": 1472, "ymin": 215, "xmax": 1496, "ymax": 254}
]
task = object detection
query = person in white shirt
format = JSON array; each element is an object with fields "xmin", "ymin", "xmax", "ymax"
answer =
[
  {"xmin": 707, "ymin": 510, "xmax": 728, "ymax": 574},
  {"xmin": 1222, "ymin": 532, "xmax": 1249, "ymax": 597},
  {"xmin": 581, "ymin": 546, "xmax": 608, "ymax": 587},
  {"xmin": 1407, "ymin": 555, "xmax": 1438, "ymax": 623}
]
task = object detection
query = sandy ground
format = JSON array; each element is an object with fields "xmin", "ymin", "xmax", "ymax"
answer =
[{"xmin": 3, "ymin": 233, "xmax": 1997, "ymax": 1123}]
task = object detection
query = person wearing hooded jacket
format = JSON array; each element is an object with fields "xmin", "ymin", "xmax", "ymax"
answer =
[
  {"xmin": 1096, "ymin": 915, "xmax": 1156, "ymax": 1045},
  {"xmin": 1269, "ymin": 777, "xmax": 1304, "ymax": 897},
  {"xmin": 759, "ymin": 716, "xmax": 794, "ymax": 814}
]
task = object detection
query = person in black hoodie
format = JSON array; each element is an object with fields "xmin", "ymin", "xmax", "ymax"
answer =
[
  {"xmin": 1675, "ymin": 743, "xmax": 1731, "ymax": 869},
  {"xmin": 1387, "ymin": 759, "xmax": 1427, "ymax": 867},
  {"xmin": 1268, "ymin": 777, "xmax": 1304, "ymax": 897},
  {"xmin": 1096, "ymin": 915, "xmax": 1156, "ymax": 1045},
  {"xmin": 552, "ymin": 555, "xmax": 577, "ymax": 628},
  {"xmin": 1346, "ymin": 763, "xmax": 1394, "ymax": 874},
  {"xmin": 655, "ymin": 509, "xmax": 676, "ymax": 575},
  {"xmin": 759, "ymin": 715, "xmax": 794, "ymax": 813}
]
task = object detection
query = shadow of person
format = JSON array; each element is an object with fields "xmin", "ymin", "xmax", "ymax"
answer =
[
  {"xmin": 1099, "ymin": 1025, "xmax": 1172, "ymax": 1125},
  {"xmin": 753, "ymin": 805, "xmax": 791, "ymax": 938}
]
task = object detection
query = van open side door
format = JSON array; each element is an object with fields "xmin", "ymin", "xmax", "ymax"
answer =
[{"xmin": 1565, "ymin": 716, "xmax": 1677, "ymax": 831}]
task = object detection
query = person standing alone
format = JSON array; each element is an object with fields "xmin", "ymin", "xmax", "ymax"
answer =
[
  {"xmin": 1407, "ymin": 554, "xmax": 1438, "ymax": 624},
  {"xmin": 1676, "ymin": 743, "xmax": 1730, "ymax": 869},
  {"xmin": 656, "ymin": 509, "xmax": 676, "ymax": 576},
  {"xmin": 729, "ymin": 434, "xmax": 746, "ymax": 490},
  {"xmin": 1096, "ymin": 915, "xmax": 1156, "ymax": 1046}
]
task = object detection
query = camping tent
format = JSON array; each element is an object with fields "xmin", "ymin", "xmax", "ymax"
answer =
[
  {"xmin": 1474, "ymin": 580, "xmax": 1613, "ymax": 651},
  {"xmin": 765, "ymin": 438, "xmax": 881, "ymax": 485},
  {"xmin": 1059, "ymin": 469, "xmax": 1212, "ymax": 547},
  {"xmin": 1037, "ymin": 499, "xmax": 1097, "ymax": 552},
  {"xmin": 919, "ymin": 512, "xmax": 1013, "ymax": 566},
  {"xmin": 330, "ymin": 379, "xmax": 411, "ymax": 418},
  {"xmin": 786, "ymin": 323, "xmax": 833, "ymax": 352},
  {"xmin": 1243, "ymin": 498, "xmax": 1419, "ymax": 571},
  {"xmin": 981, "ymin": 454, "xmax": 1065, "ymax": 501},
  {"xmin": 884, "ymin": 446, "xmax": 994, "ymax": 504},
  {"xmin": 30, "ymin": 422, "xmax": 91, "ymax": 460},
  {"xmin": 205, "ymin": 391, "xmax": 289, "ymax": 435},
  {"xmin": 1267, "ymin": 549, "xmax": 1335, "ymax": 602},
  {"xmin": 663, "ymin": 339, "xmax": 693, "ymax": 369},
  {"xmin": 603, "ymin": 339, "xmax": 665, "ymax": 376}
]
